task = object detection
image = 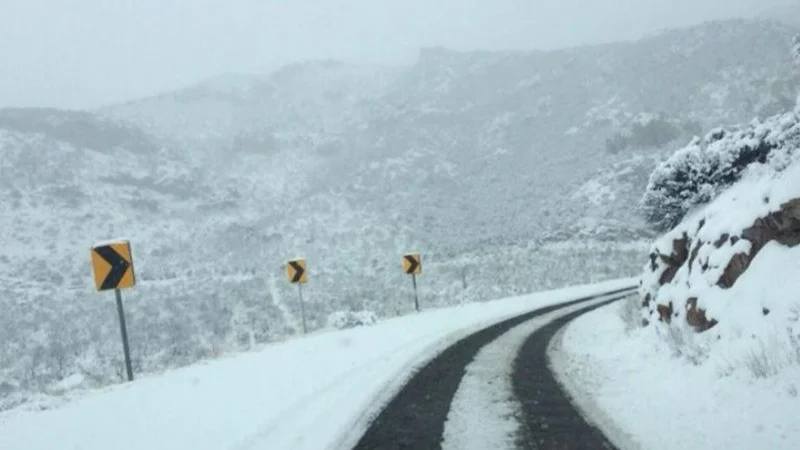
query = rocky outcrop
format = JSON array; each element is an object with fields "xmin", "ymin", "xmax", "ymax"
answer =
[
  {"xmin": 640, "ymin": 196, "xmax": 800, "ymax": 332},
  {"xmin": 718, "ymin": 198, "xmax": 800, "ymax": 288}
]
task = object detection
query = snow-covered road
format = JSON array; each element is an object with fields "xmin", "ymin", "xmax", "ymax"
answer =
[
  {"xmin": 0, "ymin": 278, "xmax": 635, "ymax": 450},
  {"xmin": 441, "ymin": 294, "xmax": 619, "ymax": 450}
]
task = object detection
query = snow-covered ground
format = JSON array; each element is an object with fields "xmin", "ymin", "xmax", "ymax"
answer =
[
  {"xmin": 0, "ymin": 278, "xmax": 635, "ymax": 450},
  {"xmin": 551, "ymin": 294, "xmax": 800, "ymax": 450}
]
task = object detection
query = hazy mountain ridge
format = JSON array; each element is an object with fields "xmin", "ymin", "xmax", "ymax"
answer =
[
  {"xmin": 99, "ymin": 61, "xmax": 402, "ymax": 151},
  {"xmin": 329, "ymin": 19, "xmax": 797, "ymax": 250},
  {"xmin": 1, "ymin": 18, "xmax": 798, "ymax": 408},
  {"xmin": 0, "ymin": 108, "xmax": 161, "ymax": 155}
]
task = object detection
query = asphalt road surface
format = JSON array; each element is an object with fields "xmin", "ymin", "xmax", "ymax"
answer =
[
  {"xmin": 352, "ymin": 288, "xmax": 634, "ymax": 450},
  {"xmin": 513, "ymin": 301, "xmax": 619, "ymax": 450}
]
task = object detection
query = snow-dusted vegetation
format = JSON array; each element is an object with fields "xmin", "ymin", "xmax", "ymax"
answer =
[
  {"xmin": 641, "ymin": 111, "xmax": 800, "ymax": 231},
  {"xmin": 1, "ymin": 18, "xmax": 798, "ymax": 410}
]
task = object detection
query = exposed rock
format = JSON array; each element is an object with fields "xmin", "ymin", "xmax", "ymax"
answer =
[
  {"xmin": 642, "ymin": 196, "xmax": 800, "ymax": 331},
  {"xmin": 717, "ymin": 251, "xmax": 751, "ymax": 288},
  {"xmin": 658, "ymin": 234, "xmax": 689, "ymax": 285},
  {"xmin": 686, "ymin": 297, "xmax": 718, "ymax": 332},
  {"xmin": 742, "ymin": 198, "xmax": 800, "ymax": 248},
  {"xmin": 657, "ymin": 302, "xmax": 673, "ymax": 323},
  {"xmin": 713, "ymin": 233, "xmax": 730, "ymax": 248},
  {"xmin": 717, "ymin": 198, "xmax": 800, "ymax": 288},
  {"xmin": 687, "ymin": 242, "xmax": 701, "ymax": 275}
]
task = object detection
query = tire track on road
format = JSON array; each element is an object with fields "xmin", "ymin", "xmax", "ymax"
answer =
[
  {"xmin": 352, "ymin": 287, "xmax": 634, "ymax": 450},
  {"xmin": 513, "ymin": 297, "xmax": 623, "ymax": 449}
]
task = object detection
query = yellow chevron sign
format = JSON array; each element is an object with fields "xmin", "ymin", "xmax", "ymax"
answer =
[
  {"xmin": 402, "ymin": 253, "xmax": 421, "ymax": 275},
  {"xmin": 287, "ymin": 258, "xmax": 308, "ymax": 284},
  {"xmin": 90, "ymin": 240, "xmax": 135, "ymax": 291}
]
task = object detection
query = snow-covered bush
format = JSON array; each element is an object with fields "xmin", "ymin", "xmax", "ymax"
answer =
[
  {"xmin": 326, "ymin": 310, "xmax": 378, "ymax": 329},
  {"xmin": 618, "ymin": 295, "xmax": 644, "ymax": 333},
  {"xmin": 658, "ymin": 321, "xmax": 709, "ymax": 366},
  {"xmin": 604, "ymin": 113, "xmax": 699, "ymax": 154},
  {"xmin": 737, "ymin": 332, "xmax": 800, "ymax": 379},
  {"xmin": 793, "ymin": 33, "xmax": 800, "ymax": 68},
  {"xmin": 641, "ymin": 111, "xmax": 800, "ymax": 231}
]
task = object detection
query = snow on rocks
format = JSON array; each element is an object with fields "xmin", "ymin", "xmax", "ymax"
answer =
[{"xmin": 640, "ymin": 155, "xmax": 800, "ymax": 334}]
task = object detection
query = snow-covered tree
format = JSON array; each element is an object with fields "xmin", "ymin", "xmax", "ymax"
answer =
[{"xmin": 642, "ymin": 110, "xmax": 800, "ymax": 231}]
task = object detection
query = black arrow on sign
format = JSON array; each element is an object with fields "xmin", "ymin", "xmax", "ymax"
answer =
[
  {"xmin": 404, "ymin": 255, "xmax": 419, "ymax": 274},
  {"xmin": 95, "ymin": 245, "xmax": 130, "ymax": 290},
  {"xmin": 289, "ymin": 260, "xmax": 305, "ymax": 283}
]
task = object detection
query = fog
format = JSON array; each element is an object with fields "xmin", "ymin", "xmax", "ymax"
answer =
[{"xmin": 0, "ymin": 0, "xmax": 793, "ymax": 109}]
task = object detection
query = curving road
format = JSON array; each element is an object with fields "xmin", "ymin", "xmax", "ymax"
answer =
[{"xmin": 352, "ymin": 287, "xmax": 634, "ymax": 450}]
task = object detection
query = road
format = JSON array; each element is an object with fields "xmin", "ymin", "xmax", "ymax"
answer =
[{"xmin": 352, "ymin": 288, "xmax": 633, "ymax": 450}]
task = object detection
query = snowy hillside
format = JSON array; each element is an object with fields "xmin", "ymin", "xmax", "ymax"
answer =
[
  {"xmin": 548, "ymin": 92, "xmax": 800, "ymax": 450},
  {"xmin": 102, "ymin": 19, "xmax": 799, "ymax": 249},
  {"xmin": 552, "ymin": 156, "xmax": 800, "ymax": 448},
  {"xmin": 1, "ymin": 18, "xmax": 798, "ymax": 409},
  {"xmin": 0, "ymin": 109, "xmax": 643, "ymax": 412}
]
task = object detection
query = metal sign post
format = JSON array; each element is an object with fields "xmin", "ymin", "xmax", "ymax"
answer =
[
  {"xmin": 114, "ymin": 288, "xmax": 134, "ymax": 381},
  {"xmin": 298, "ymin": 284, "xmax": 307, "ymax": 334},
  {"xmin": 412, "ymin": 274, "xmax": 420, "ymax": 312}
]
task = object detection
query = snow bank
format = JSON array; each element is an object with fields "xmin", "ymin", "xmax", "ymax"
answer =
[
  {"xmin": 0, "ymin": 278, "xmax": 635, "ymax": 450},
  {"xmin": 551, "ymin": 300, "xmax": 800, "ymax": 450}
]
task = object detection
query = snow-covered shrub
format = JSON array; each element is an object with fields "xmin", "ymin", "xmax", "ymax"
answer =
[
  {"xmin": 716, "ymin": 327, "xmax": 800, "ymax": 379},
  {"xmin": 604, "ymin": 113, "xmax": 698, "ymax": 154},
  {"xmin": 641, "ymin": 111, "xmax": 800, "ymax": 231},
  {"xmin": 658, "ymin": 322, "xmax": 708, "ymax": 366},
  {"xmin": 793, "ymin": 33, "xmax": 800, "ymax": 69},
  {"xmin": 618, "ymin": 294, "xmax": 644, "ymax": 333},
  {"xmin": 326, "ymin": 310, "xmax": 378, "ymax": 329}
]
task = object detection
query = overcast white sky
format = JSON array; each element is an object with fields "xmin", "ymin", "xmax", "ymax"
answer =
[{"xmin": 0, "ymin": 0, "xmax": 793, "ymax": 109}]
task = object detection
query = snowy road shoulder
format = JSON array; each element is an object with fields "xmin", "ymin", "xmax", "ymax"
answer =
[{"xmin": 548, "ymin": 299, "xmax": 800, "ymax": 450}]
